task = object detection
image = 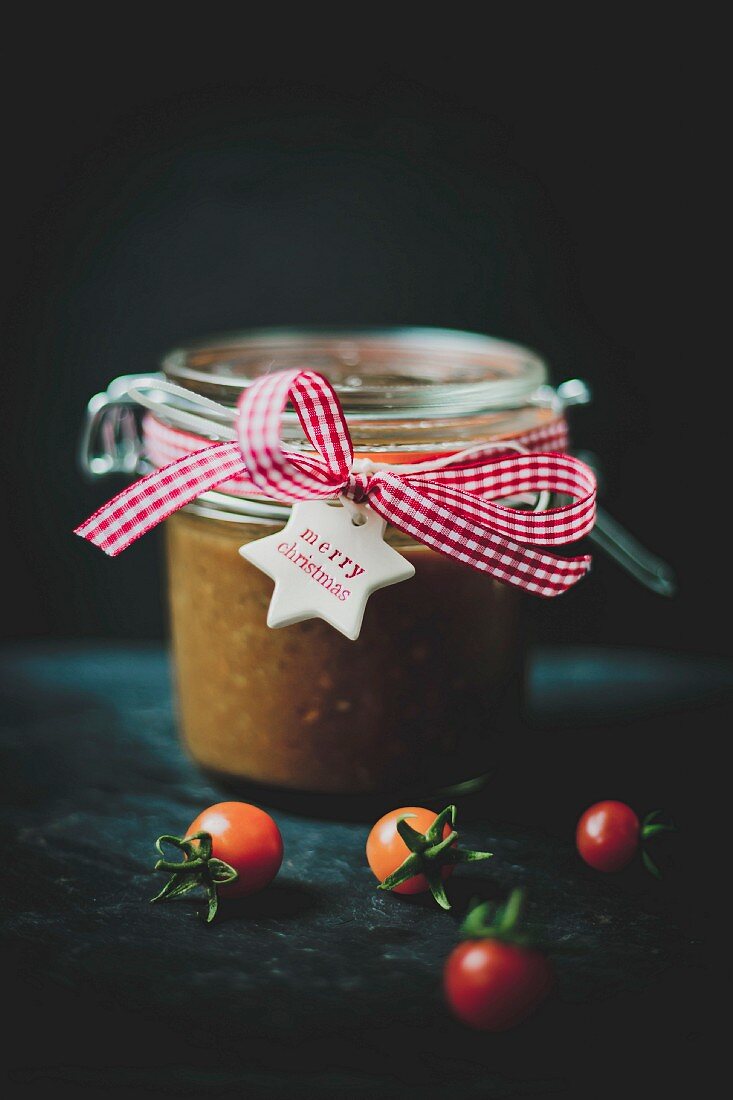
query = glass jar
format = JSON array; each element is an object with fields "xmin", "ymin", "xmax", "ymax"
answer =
[{"xmin": 83, "ymin": 328, "xmax": 571, "ymax": 802}]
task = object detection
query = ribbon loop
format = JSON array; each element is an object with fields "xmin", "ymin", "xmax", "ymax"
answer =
[
  {"xmin": 75, "ymin": 368, "xmax": 596, "ymax": 597},
  {"xmin": 236, "ymin": 369, "xmax": 352, "ymax": 502}
]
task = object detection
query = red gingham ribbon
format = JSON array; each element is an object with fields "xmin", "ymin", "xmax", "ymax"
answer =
[{"xmin": 75, "ymin": 370, "xmax": 596, "ymax": 597}]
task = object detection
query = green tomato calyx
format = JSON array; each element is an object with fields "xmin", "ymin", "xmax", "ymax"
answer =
[
  {"xmin": 150, "ymin": 830, "xmax": 238, "ymax": 923},
  {"xmin": 377, "ymin": 804, "xmax": 492, "ymax": 911},
  {"xmin": 460, "ymin": 888, "xmax": 535, "ymax": 947},
  {"xmin": 639, "ymin": 810, "xmax": 675, "ymax": 878}
]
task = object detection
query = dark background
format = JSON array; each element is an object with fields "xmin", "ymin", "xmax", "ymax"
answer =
[
  {"xmin": 0, "ymin": 25, "xmax": 726, "ymax": 1100},
  {"xmin": 0, "ymin": 28, "xmax": 727, "ymax": 657}
]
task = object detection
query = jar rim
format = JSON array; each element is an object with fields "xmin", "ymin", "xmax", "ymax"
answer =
[{"xmin": 162, "ymin": 326, "xmax": 547, "ymax": 418}]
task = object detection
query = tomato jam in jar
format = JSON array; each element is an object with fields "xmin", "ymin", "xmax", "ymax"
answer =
[{"xmin": 84, "ymin": 328, "xmax": 575, "ymax": 799}]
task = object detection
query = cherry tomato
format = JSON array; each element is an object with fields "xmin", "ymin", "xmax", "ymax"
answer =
[
  {"xmin": 576, "ymin": 800, "xmax": 640, "ymax": 872},
  {"xmin": 444, "ymin": 938, "xmax": 554, "ymax": 1031},
  {"xmin": 366, "ymin": 806, "xmax": 452, "ymax": 895},
  {"xmin": 187, "ymin": 801, "xmax": 283, "ymax": 898}
]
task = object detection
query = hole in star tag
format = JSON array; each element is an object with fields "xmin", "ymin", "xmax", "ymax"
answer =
[{"xmin": 238, "ymin": 499, "xmax": 416, "ymax": 641}]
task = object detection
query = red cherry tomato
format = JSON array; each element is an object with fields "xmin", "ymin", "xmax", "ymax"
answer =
[
  {"xmin": 366, "ymin": 806, "xmax": 452, "ymax": 895},
  {"xmin": 576, "ymin": 800, "xmax": 640, "ymax": 872},
  {"xmin": 187, "ymin": 801, "xmax": 283, "ymax": 898},
  {"xmin": 444, "ymin": 938, "xmax": 554, "ymax": 1031}
]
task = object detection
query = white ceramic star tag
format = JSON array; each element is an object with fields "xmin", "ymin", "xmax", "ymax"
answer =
[{"xmin": 238, "ymin": 500, "xmax": 415, "ymax": 640}]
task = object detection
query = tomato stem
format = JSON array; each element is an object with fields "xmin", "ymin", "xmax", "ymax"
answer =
[
  {"xmin": 150, "ymin": 831, "xmax": 238, "ymax": 923},
  {"xmin": 377, "ymin": 805, "xmax": 492, "ymax": 910}
]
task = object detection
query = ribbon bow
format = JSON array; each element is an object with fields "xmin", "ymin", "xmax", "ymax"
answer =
[{"xmin": 75, "ymin": 369, "xmax": 596, "ymax": 597}]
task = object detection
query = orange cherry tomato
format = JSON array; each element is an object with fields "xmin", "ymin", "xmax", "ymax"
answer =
[
  {"xmin": 366, "ymin": 806, "xmax": 453, "ymax": 895},
  {"xmin": 187, "ymin": 801, "xmax": 283, "ymax": 898}
]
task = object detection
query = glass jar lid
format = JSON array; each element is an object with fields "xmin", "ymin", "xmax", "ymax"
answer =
[{"xmin": 162, "ymin": 327, "xmax": 547, "ymax": 419}]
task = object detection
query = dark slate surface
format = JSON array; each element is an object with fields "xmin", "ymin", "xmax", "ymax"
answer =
[{"xmin": 0, "ymin": 644, "xmax": 722, "ymax": 1098}]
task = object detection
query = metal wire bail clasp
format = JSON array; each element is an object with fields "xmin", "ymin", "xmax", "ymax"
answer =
[{"xmin": 78, "ymin": 373, "xmax": 163, "ymax": 479}]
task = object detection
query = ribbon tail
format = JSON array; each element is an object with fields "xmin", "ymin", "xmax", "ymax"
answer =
[{"xmin": 74, "ymin": 442, "xmax": 245, "ymax": 556}]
